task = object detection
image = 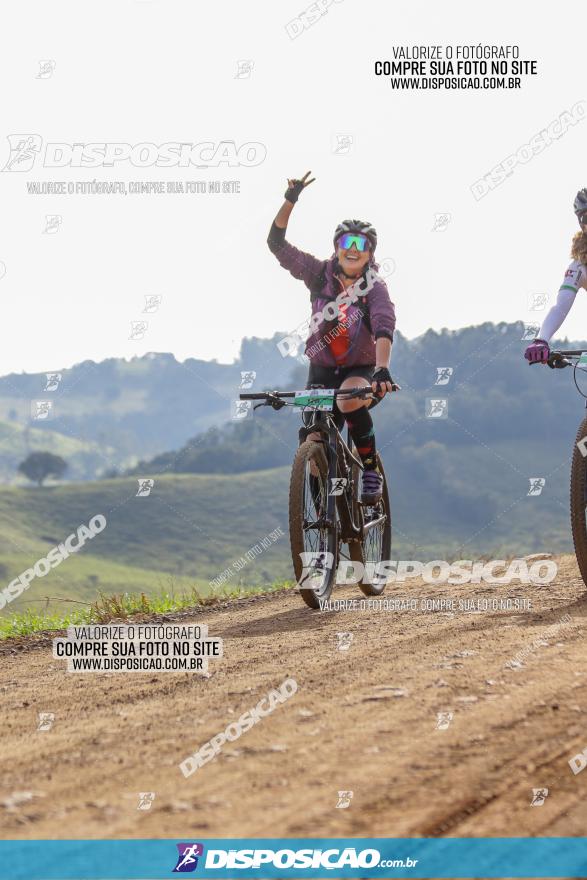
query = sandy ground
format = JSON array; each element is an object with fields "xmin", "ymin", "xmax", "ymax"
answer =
[{"xmin": 2, "ymin": 554, "xmax": 587, "ymax": 844}]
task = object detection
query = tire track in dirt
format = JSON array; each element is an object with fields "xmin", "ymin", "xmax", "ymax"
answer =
[{"xmin": 1, "ymin": 555, "xmax": 587, "ymax": 840}]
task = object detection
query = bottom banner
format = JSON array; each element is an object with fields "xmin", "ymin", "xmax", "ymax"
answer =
[{"xmin": 0, "ymin": 838, "xmax": 587, "ymax": 879}]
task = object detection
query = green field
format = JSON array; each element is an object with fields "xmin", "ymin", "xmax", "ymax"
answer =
[
  {"xmin": 0, "ymin": 454, "xmax": 575, "ymax": 630},
  {"xmin": 0, "ymin": 471, "xmax": 290, "ymax": 622},
  {"xmin": 0, "ymin": 419, "xmax": 114, "ymax": 483}
]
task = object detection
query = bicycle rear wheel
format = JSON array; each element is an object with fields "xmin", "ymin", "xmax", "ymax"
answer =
[
  {"xmin": 289, "ymin": 440, "xmax": 339, "ymax": 610},
  {"xmin": 350, "ymin": 454, "xmax": 392, "ymax": 596},
  {"xmin": 570, "ymin": 413, "xmax": 587, "ymax": 586}
]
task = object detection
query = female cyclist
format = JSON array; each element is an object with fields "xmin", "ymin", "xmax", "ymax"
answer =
[
  {"xmin": 525, "ymin": 189, "xmax": 587, "ymax": 364},
  {"xmin": 267, "ymin": 171, "xmax": 398, "ymax": 504}
]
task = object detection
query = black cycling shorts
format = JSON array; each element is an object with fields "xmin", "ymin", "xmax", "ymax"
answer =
[
  {"xmin": 306, "ymin": 363, "xmax": 376, "ymax": 390},
  {"xmin": 302, "ymin": 363, "xmax": 379, "ymax": 431}
]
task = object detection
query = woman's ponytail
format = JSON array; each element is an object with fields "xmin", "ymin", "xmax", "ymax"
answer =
[{"xmin": 571, "ymin": 230, "xmax": 587, "ymax": 265}]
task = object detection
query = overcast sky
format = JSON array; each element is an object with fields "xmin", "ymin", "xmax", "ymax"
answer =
[{"xmin": 1, "ymin": 0, "xmax": 586, "ymax": 375}]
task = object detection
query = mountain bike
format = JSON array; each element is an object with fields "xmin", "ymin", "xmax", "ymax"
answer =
[
  {"xmin": 239, "ymin": 386, "xmax": 392, "ymax": 609},
  {"xmin": 535, "ymin": 349, "xmax": 587, "ymax": 585}
]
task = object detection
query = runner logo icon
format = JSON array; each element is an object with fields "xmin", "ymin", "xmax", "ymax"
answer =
[
  {"xmin": 2, "ymin": 134, "xmax": 42, "ymax": 171},
  {"xmin": 173, "ymin": 843, "xmax": 204, "ymax": 873}
]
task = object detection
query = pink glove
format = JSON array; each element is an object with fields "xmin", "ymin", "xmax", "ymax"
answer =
[{"xmin": 524, "ymin": 338, "xmax": 550, "ymax": 364}]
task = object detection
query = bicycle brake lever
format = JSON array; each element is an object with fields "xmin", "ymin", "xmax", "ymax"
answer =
[
  {"xmin": 548, "ymin": 356, "xmax": 569, "ymax": 370},
  {"xmin": 253, "ymin": 396, "xmax": 287, "ymax": 411},
  {"xmin": 529, "ymin": 359, "xmax": 553, "ymax": 368},
  {"xmin": 264, "ymin": 396, "xmax": 287, "ymax": 410}
]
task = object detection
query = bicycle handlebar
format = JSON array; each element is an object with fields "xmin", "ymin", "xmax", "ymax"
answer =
[
  {"xmin": 239, "ymin": 386, "xmax": 385, "ymax": 412},
  {"xmin": 547, "ymin": 350, "xmax": 585, "ymax": 369},
  {"xmin": 528, "ymin": 349, "xmax": 587, "ymax": 369},
  {"xmin": 239, "ymin": 387, "xmax": 375, "ymax": 401}
]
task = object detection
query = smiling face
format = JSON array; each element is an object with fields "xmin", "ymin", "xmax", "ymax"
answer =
[{"xmin": 336, "ymin": 235, "xmax": 371, "ymax": 276}]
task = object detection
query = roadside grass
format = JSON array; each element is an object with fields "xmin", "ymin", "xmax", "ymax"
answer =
[{"xmin": 0, "ymin": 580, "xmax": 295, "ymax": 639}]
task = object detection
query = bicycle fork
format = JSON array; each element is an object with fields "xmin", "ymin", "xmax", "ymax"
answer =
[{"xmin": 326, "ymin": 424, "xmax": 363, "ymax": 543}]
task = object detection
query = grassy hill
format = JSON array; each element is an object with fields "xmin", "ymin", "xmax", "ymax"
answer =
[
  {"xmin": 0, "ymin": 456, "xmax": 576, "ymax": 626},
  {"xmin": 0, "ymin": 472, "xmax": 290, "ymax": 620},
  {"xmin": 0, "ymin": 340, "xmax": 302, "ymax": 479},
  {"xmin": 0, "ymin": 419, "xmax": 113, "ymax": 483},
  {"xmin": 1, "ymin": 319, "xmax": 585, "ymax": 621}
]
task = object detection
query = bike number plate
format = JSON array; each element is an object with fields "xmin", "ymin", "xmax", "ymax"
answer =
[{"xmin": 294, "ymin": 389, "xmax": 336, "ymax": 411}]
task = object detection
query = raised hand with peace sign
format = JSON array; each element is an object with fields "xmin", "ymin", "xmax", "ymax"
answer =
[{"xmin": 284, "ymin": 170, "xmax": 316, "ymax": 204}]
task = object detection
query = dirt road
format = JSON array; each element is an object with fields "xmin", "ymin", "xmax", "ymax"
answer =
[{"xmin": 2, "ymin": 554, "xmax": 587, "ymax": 840}]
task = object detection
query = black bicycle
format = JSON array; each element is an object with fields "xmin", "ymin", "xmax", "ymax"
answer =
[
  {"xmin": 535, "ymin": 349, "xmax": 587, "ymax": 585},
  {"xmin": 239, "ymin": 386, "xmax": 392, "ymax": 609}
]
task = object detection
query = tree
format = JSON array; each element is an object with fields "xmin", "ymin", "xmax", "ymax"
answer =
[{"xmin": 17, "ymin": 451, "xmax": 67, "ymax": 486}]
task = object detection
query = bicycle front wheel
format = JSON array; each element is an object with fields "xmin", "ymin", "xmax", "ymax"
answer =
[
  {"xmin": 289, "ymin": 440, "xmax": 339, "ymax": 610},
  {"xmin": 570, "ymin": 413, "xmax": 587, "ymax": 586}
]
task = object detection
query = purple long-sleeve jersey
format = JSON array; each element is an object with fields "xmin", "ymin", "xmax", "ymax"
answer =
[{"xmin": 268, "ymin": 223, "xmax": 396, "ymax": 367}]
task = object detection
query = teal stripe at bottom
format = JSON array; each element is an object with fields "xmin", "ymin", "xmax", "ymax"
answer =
[{"xmin": 1, "ymin": 838, "xmax": 587, "ymax": 879}]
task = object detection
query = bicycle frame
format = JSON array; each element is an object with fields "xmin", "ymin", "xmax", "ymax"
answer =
[
  {"xmin": 239, "ymin": 385, "xmax": 387, "ymax": 542},
  {"xmin": 300, "ymin": 406, "xmax": 364, "ymax": 542}
]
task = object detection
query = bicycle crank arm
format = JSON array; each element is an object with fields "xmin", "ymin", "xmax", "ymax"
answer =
[
  {"xmin": 302, "ymin": 519, "xmax": 335, "ymax": 531},
  {"xmin": 362, "ymin": 513, "xmax": 387, "ymax": 535}
]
